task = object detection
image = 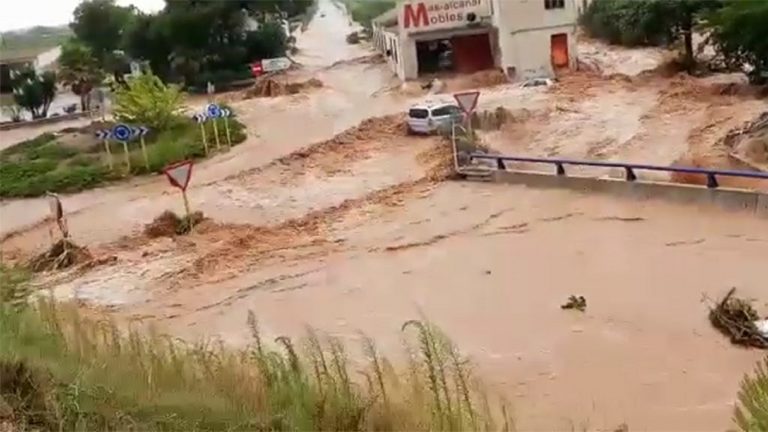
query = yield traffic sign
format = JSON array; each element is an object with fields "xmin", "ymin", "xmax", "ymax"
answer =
[
  {"xmin": 454, "ymin": 91, "xmax": 480, "ymax": 115},
  {"xmin": 163, "ymin": 160, "xmax": 194, "ymax": 191}
]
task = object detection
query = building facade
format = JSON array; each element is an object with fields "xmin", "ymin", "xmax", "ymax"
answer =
[{"xmin": 372, "ymin": 0, "xmax": 578, "ymax": 81}]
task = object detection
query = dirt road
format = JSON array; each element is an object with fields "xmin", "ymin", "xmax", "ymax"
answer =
[{"xmin": 2, "ymin": 0, "xmax": 767, "ymax": 430}]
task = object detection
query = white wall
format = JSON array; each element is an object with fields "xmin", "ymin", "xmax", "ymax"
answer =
[
  {"xmin": 492, "ymin": 0, "xmax": 578, "ymax": 80},
  {"xmin": 376, "ymin": 27, "xmax": 407, "ymax": 80},
  {"xmin": 500, "ymin": 26, "xmax": 577, "ymax": 80},
  {"xmin": 493, "ymin": 0, "xmax": 577, "ymax": 32}
]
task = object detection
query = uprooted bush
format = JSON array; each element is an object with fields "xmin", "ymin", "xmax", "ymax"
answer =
[
  {"xmin": 709, "ymin": 288, "xmax": 768, "ymax": 349},
  {"xmin": 144, "ymin": 210, "xmax": 205, "ymax": 238},
  {"xmin": 27, "ymin": 239, "xmax": 92, "ymax": 273},
  {"xmin": 346, "ymin": 31, "xmax": 361, "ymax": 44},
  {"xmin": 245, "ymin": 77, "xmax": 323, "ymax": 98}
]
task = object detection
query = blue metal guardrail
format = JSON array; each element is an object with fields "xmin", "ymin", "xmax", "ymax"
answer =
[{"xmin": 468, "ymin": 153, "xmax": 768, "ymax": 189}]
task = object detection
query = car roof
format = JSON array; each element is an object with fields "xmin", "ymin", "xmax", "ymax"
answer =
[{"xmin": 410, "ymin": 100, "xmax": 458, "ymax": 110}]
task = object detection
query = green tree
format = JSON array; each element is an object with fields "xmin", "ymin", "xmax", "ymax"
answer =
[
  {"xmin": 57, "ymin": 40, "xmax": 104, "ymax": 112},
  {"xmin": 580, "ymin": 0, "xmax": 722, "ymax": 71},
  {"xmin": 70, "ymin": 0, "xmax": 134, "ymax": 63},
  {"xmin": 706, "ymin": 0, "xmax": 768, "ymax": 84},
  {"xmin": 666, "ymin": 0, "xmax": 723, "ymax": 71},
  {"xmin": 120, "ymin": 0, "xmax": 301, "ymax": 87},
  {"xmin": 112, "ymin": 73, "xmax": 185, "ymax": 129},
  {"xmin": 11, "ymin": 68, "xmax": 57, "ymax": 119}
]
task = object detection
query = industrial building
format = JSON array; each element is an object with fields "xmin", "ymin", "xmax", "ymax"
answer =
[{"xmin": 372, "ymin": 0, "xmax": 579, "ymax": 81}]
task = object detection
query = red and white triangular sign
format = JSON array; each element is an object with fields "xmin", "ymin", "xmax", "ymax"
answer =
[
  {"xmin": 163, "ymin": 160, "xmax": 194, "ymax": 191},
  {"xmin": 454, "ymin": 91, "xmax": 480, "ymax": 114}
]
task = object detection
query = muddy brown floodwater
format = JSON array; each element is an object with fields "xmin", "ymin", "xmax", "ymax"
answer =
[
  {"xmin": 1, "ymin": 0, "xmax": 767, "ymax": 430},
  {"xmin": 46, "ymin": 181, "xmax": 767, "ymax": 431}
]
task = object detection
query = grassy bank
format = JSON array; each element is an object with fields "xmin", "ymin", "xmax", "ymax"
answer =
[
  {"xmin": 2, "ymin": 267, "xmax": 766, "ymax": 431},
  {"xmin": 0, "ymin": 269, "xmax": 511, "ymax": 431},
  {"xmin": 0, "ymin": 115, "xmax": 246, "ymax": 198}
]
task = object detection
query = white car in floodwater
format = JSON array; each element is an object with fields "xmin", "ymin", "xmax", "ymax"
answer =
[{"xmin": 406, "ymin": 101, "xmax": 464, "ymax": 135}]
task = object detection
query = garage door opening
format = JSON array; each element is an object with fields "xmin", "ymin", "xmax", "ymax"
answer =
[
  {"xmin": 416, "ymin": 39, "xmax": 454, "ymax": 75},
  {"xmin": 416, "ymin": 32, "xmax": 494, "ymax": 76}
]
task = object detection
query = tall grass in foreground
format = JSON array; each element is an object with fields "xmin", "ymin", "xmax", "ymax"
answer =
[
  {"xmin": 734, "ymin": 356, "xmax": 768, "ymax": 432},
  {"xmin": 0, "ymin": 284, "xmax": 512, "ymax": 430}
]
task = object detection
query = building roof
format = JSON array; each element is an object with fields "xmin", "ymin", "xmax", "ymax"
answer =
[{"xmin": 373, "ymin": 7, "xmax": 398, "ymax": 27}]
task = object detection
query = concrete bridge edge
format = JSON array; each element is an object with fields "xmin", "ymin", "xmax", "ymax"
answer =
[{"xmin": 490, "ymin": 170, "xmax": 767, "ymax": 219}]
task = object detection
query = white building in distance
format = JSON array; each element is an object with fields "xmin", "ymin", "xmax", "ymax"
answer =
[{"xmin": 372, "ymin": 0, "xmax": 579, "ymax": 81}]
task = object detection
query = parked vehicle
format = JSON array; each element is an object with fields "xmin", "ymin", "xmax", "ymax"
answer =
[{"xmin": 406, "ymin": 101, "xmax": 464, "ymax": 135}]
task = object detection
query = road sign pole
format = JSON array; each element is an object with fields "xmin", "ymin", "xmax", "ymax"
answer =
[
  {"xmin": 199, "ymin": 122, "xmax": 209, "ymax": 155},
  {"xmin": 224, "ymin": 117, "xmax": 232, "ymax": 147},
  {"xmin": 139, "ymin": 135, "xmax": 149, "ymax": 170},
  {"xmin": 212, "ymin": 118, "xmax": 221, "ymax": 150},
  {"xmin": 103, "ymin": 139, "xmax": 113, "ymax": 169},
  {"xmin": 181, "ymin": 189, "xmax": 191, "ymax": 219},
  {"xmin": 121, "ymin": 141, "xmax": 131, "ymax": 172}
]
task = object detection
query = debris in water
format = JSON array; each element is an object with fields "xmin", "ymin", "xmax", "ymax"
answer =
[
  {"xmin": 561, "ymin": 295, "xmax": 587, "ymax": 312},
  {"xmin": 345, "ymin": 31, "xmax": 360, "ymax": 44},
  {"xmin": 709, "ymin": 288, "xmax": 768, "ymax": 349},
  {"xmin": 245, "ymin": 77, "xmax": 323, "ymax": 98},
  {"xmin": 144, "ymin": 210, "xmax": 205, "ymax": 238},
  {"xmin": 28, "ymin": 240, "xmax": 92, "ymax": 272}
]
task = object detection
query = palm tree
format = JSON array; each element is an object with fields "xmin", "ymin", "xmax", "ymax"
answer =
[{"xmin": 57, "ymin": 41, "xmax": 104, "ymax": 112}]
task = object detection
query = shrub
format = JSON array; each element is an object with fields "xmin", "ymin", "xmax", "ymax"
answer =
[
  {"xmin": 0, "ymin": 133, "xmax": 56, "ymax": 157},
  {"xmin": 0, "ymin": 162, "xmax": 111, "ymax": 197},
  {"xmin": 112, "ymin": 73, "xmax": 186, "ymax": 130},
  {"xmin": 734, "ymin": 357, "xmax": 768, "ymax": 432}
]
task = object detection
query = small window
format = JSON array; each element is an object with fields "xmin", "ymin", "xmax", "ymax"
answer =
[
  {"xmin": 408, "ymin": 108, "xmax": 429, "ymax": 119},
  {"xmin": 545, "ymin": 0, "xmax": 565, "ymax": 9}
]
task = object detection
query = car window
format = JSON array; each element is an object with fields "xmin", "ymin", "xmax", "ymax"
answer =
[
  {"xmin": 408, "ymin": 108, "xmax": 429, "ymax": 119},
  {"xmin": 430, "ymin": 106, "xmax": 452, "ymax": 117},
  {"xmin": 447, "ymin": 105, "xmax": 462, "ymax": 115}
]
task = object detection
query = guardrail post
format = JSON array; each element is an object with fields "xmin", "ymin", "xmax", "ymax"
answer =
[
  {"xmin": 496, "ymin": 158, "xmax": 506, "ymax": 170},
  {"xmin": 707, "ymin": 173, "xmax": 719, "ymax": 189},
  {"xmin": 555, "ymin": 162, "xmax": 566, "ymax": 176},
  {"xmin": 624, "ymin": 167, "xmax": 637, "ymax": 182}
]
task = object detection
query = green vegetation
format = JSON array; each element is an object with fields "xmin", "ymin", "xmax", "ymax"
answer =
[
  {"xmin": 580, "ymin": 0, "xmax": 767, "ymax": 78},
  {"xmin": 8, "ymin": 67, "xmax": 57, "ymax": 119},
  {"xmin": 112, "ymin": 73, "xmax": 185, "ymax": 130},
  {"xmin": 734, "ymin": 357, "xmax": 768, "ymax": 432},
  {"xmin": 66, "ymin": 0, "xmax": 314, "ymax": 90},
  {"xmin": 0, "ymin": 25, "xmax": 71, "ymax": 57},
  {"xmin": 1, "ymin": 70, "xmax": 244, "ymax": 198},
  {"xmin": 341, "ymin": 0, "xmax": 396, "ymax": 29},
  {"xmin": 0, "ymin": 267, "xmax": 510, "ymax": 431},
  {"xmin": 0, "ymin": 115, "xmax": 246, "ymax": 198},
  {"xmin": 707, "ymin": 0, "xmax": 768, "ymax": 84},
  {"xmin": 57, "ymin": 41, "xmax": 105, "ymax": 112}
]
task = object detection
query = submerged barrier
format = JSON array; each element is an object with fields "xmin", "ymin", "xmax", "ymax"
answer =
[
  {"xmin": 468, "ymin": 153, "xmax": 768, "ymax": 189},
  {"xmin": 467, "ymin": 153, "xmax": 768, "ymax": 218}
]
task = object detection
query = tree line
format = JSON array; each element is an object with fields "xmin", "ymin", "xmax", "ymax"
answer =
[
  {"xmin": 6, "ymin": 0, "xmax": 314, "ymax": 119},
  {"xmin": 580, "ymin": 0, "xmax": 768, "ymax": 84}
]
